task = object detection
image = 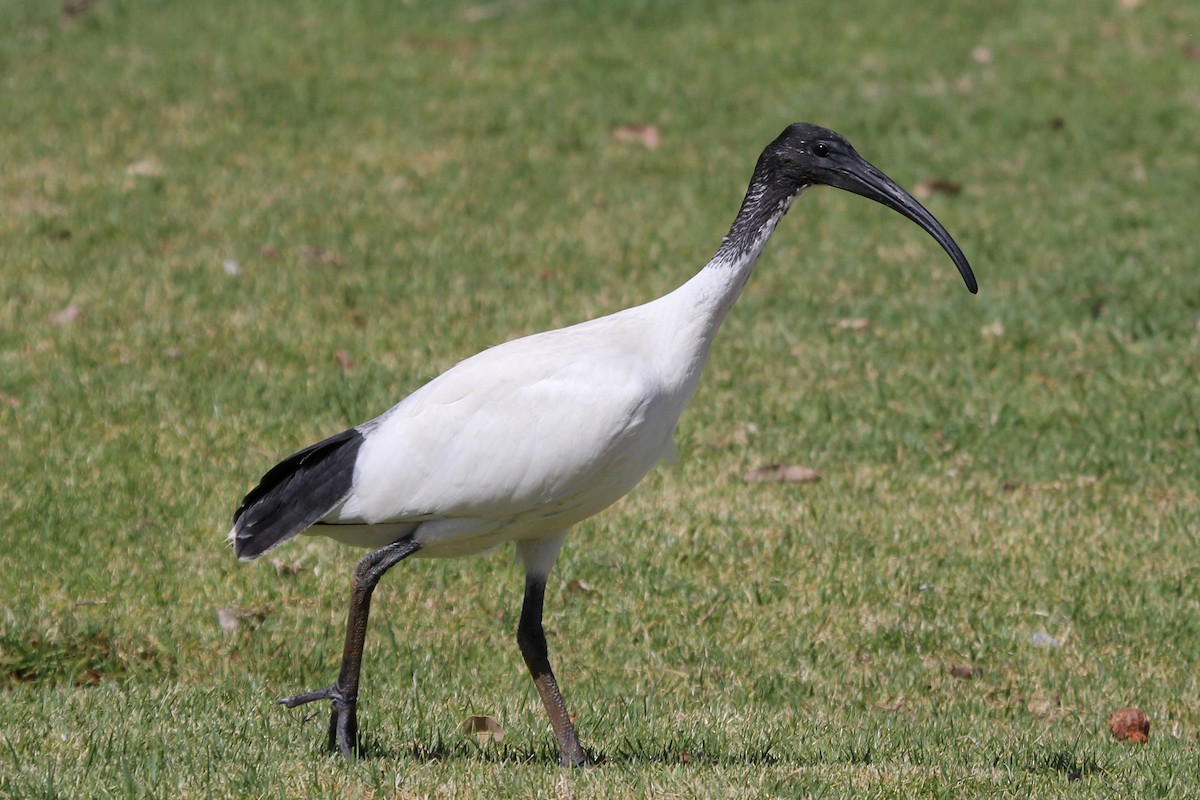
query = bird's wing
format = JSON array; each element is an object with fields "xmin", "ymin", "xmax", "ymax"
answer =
[
  {"xmin": 230, "ymin": 426, "xmax": 364, "ymax": 559},
  {"xmin": 325, "ymin": 326, "xmax": 675, "ymax": 528}
]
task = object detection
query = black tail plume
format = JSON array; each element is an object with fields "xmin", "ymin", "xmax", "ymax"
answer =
[{"xmin": 231, "ymin": 427, "xmax": 364, "ymax": 560}]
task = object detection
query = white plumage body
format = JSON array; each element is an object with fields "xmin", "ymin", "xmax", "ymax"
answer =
[{"xmin": 313, "ymin": 240, "xmax": 771, "ymax": 559}]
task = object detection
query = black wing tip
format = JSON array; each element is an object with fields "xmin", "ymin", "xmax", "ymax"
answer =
[
  {"xmin": 228, "ymin": 427, "xmax": 364, "ymax": 561},
  {"xmin": 227, "ymin": 519, "xmax": 273, "ymax": 561},
  {"xmin": 232, "ymin": 530, "xmax": 273, "ymax": 561}
]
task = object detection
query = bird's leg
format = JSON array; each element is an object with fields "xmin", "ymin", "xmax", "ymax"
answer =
[
  {"xmin": 517, "ymin": 574, "xmax": 586, "ymax": 767},
  {"xmin": 279, "ymin": 536, "xmax": 421, "ymax": 759}
]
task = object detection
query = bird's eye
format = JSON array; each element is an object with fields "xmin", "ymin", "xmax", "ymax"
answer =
[{"xmin": 813, "ymin": 142, "xmax": 830, "ymax": 158}]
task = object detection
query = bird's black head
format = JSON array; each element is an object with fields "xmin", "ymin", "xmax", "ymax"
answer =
[{"xmin": 760, "ymin": 122, "xmax": 977, "ymax": 294}]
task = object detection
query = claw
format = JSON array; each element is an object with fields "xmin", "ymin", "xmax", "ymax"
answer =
[
  {"xmin": 278, "ymin": 683, "xmax": 364, "ymax": 759},
  {"xmin": 279, "ymin": 684, "xmax": 340, "ymax": 708}
]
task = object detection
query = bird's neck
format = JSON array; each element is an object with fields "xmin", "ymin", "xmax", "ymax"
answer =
[
  {"xmin": 641, "ymin": 176, "xmax": 802, "ymax": 406},
  {"xmin": 672, "ymin": 176, "xmax": 802, "ymax": 340}
]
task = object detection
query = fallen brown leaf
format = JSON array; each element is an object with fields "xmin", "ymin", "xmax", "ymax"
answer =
[
  {"xmin": 567, "ymin": 578, "xmax": 595, "ymax": 594},
  {"xmin": 458, "ymin": 714, "xmax": 505, "ymax": 743},
  {"xmin": 125, "ymin": 158, "xmax": 165, "ymax": 178},
  {"xmin": 914, "ymin": 177, "xmax": 962, "ymax": 199},
  {"xmin": 50, "ymin": 304, "xmax": 81, "ymax": 325},
  {"xmin": 459, "ymin": 0, "xmax": 532, "ymax": 22},
  {"xmin": 1027, "ymin": 691, "xmax": 1062, "ymax": 717},
  {"xmin": 216, "ymin": 606, "xmax": 272, "ymax": 633},
  {"xmin": 743, "ymin": 464, "xmax": 821, "ymax": 484},
  {"xmin": 948, "ymin": 665, "xmax": 975, "ymax": 679},
  {"xmin": 980, "ymin": 321, "xmax": 1004, "ymax": 338},
  {"xmin": 832, "ymin": 317, "xmax": 871, "ymax": 332},
  {"xmin": 459, "ymin": 3, "xmax": 502, "ymax": 22},
  {"xmin": 1109, "ymin": 707, "xmax": 1150, "ymax": 743},
  {"xmin": 334, "ymin": 349, "xmax": 354, "ymax": 373},
  {"xmin": 612, "ymin": 124, "xmax": 661, "ymax": 150},
  {"xmin": 216, "ymin": 608, "xmax": 241, "ymax": 633},
  {"xmin": 301, "ymin": 246, "xmax": 347, "ymax": 267},
  {"xmin": 60, "ymin": 0, "xmax": 97, "ymax": 25}
]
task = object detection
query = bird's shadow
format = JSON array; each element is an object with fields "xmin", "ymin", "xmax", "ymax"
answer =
[
  {"xmin": 352, "ymin": 732, "xmax": 784, "ymax": 769},
  {"xmin": 350, "ymin": 732, "xmax": 1106, "ymax": 784}
]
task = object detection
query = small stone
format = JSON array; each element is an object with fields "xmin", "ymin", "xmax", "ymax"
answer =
[{"xmin": 1108, "ymin": 707, "xmax": 1150, "ymax": 743}]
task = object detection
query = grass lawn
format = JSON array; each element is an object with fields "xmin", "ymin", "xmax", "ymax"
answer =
[{"xmin": 2, "ymin": 0, "xmax": 1198, "ymax": 796}]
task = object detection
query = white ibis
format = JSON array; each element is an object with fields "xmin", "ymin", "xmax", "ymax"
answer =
[{"xmin": 228, "ymin": 122, "xmax": 977, "ymax": 765}]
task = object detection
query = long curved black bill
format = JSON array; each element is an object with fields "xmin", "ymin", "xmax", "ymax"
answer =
[{"xmin": 827, "ymin": 155, "xmax": 978, "ymax": 294}]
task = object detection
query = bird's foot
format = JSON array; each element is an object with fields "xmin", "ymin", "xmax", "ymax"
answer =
[
  {"xmin": 278, "ymin": 683, "xmax": 364, "ymax": 759},
  {"xmin": 557, "ymin": 738, "xmax": 587, "ymax": 768}
]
